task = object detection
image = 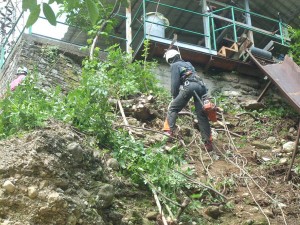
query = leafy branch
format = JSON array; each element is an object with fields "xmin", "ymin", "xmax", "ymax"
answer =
[{"xmin": 89, "ymin": 0, "xmax": 122, "ymax": 59}]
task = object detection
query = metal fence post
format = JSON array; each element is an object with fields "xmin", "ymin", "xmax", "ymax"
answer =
[
  {"xmin": 142, "ymin": 0, "xmax": 146, "ymax": 39},
  {"xmin": 210, "ymin": 15, "xmax": 216, "ymax": 51},
  {"xmin": 231, "ymin": 7, "xmax": 237, "ymax": 42}
]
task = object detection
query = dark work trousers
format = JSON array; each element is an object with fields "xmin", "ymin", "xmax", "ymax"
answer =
[{"xmin": 167, "ymin": 81, "xmax": 211, "ymax": 142}]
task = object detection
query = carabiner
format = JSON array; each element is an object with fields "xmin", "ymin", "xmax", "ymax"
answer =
[{"xmin": 184, "ymin": 80, "xmax": 190, "ymax": 86}]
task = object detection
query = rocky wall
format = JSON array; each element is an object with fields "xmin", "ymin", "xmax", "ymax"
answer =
[
  {"xmin": 0, "ymin": 34, "xmax": 87, "ymax": 96},
  {"xmin": 1, "ymin": 33, "xmax": 277, "ymax": 107}
]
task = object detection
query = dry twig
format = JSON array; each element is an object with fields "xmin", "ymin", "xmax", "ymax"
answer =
[
  {"xmin": 176, "ymin": 197, "xmax": 191, "ymax": 221},
  {"xmin": 215, "ymin": 129, "xmax": 243, "ymax": 137},
  {"xmin": 153, "ymin": 190, "xmax": 168, "ymax": 225},
  {"xmin": 117, "ymin": 100, "xmax": 134, "ymax": 139},
  {"xmin": 195, "ymin": 137, "xmax": 213, "ymax": 179},
  {"xmin": 236, "ymin": 112, "xmax": 259, "ymax": 121},
  {"xmin": 245, "ymin": 179, "xmax": 271, "ymax": 225},
  {"xmin": 175, "ymin": 170, "xmax": 228, "ymax": 200},
  {"xmin": 116, "ymin": 124, "xmax": 180, "ymax": 141}
]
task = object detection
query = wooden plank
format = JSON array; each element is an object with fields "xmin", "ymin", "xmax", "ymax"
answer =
[
  {"xmin": 204, "ymin": 56, "xmax": 214, "ymax": 71},
  {"xmin": 238, "ymin": 38, "xmax": 253, "ymax": 59},
  {"xmin": 218, "ymin": 43, "xmax": 238, "ymax": 58},
  {"xmin": 286, "ymin": 120, "xmax": 300, "ymax": 181}
]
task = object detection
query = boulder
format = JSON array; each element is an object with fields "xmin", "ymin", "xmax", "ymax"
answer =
[{"xmin": 3, "ymin": 180, "xmax": 15, "ymax": 193}]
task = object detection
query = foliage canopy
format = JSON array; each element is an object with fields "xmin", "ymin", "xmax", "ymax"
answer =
[{"xmin": 23, "ymin": 0, "xmax": 127, "ymax": 28}]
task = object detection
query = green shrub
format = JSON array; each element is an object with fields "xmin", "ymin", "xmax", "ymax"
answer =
[
  {"xmin": 94, "ymin": 45, "xmax": 160, "ymax": 98},
  {"xmin": 289, "ymin": 27, "xmax": 300, "ymax": 66},
  {"xmin": 0, "ymin": 74, "xmax": 62, "ymax": 138}
]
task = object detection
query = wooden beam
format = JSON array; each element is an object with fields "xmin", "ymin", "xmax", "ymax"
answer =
[
  {"xmin": 286, "ymin": 120, "xmax": 300, "ymax": 181},
  {"xmin": 217, "ymin": 43, "xmax": 238, "ymax": 58},
  {"xmin": 257, "ymin": 80, "xmax": 272, "ymax": 102},
  {"xmin": 204, "ymin": 55, "xmax": 214, "ymax": 71}
]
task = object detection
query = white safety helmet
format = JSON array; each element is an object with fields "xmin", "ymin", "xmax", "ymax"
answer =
[
  {"xmin": 164, "ymin": 49, "xmax": 180, "ymax": 63},
  {"xmin": 16, "ymin": 67, "xmax": 28, "ymax": 75}
]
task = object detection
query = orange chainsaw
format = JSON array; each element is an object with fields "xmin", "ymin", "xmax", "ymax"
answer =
[
  {"xmin": 202, "ymin": 98, "xmax": 218, "ymax": 122},
  {"xmin": 194, "ymin": 91, "xmax": 221, "ymax": 122}
]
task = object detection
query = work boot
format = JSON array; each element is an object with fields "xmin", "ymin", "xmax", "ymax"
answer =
[
  {"xmin": 204, "ymin": 141, "xmax": 213, "ymax": 152},
  {"xmin": 163, "ymin": 130, "xmax": 174, "ymax": 142}
]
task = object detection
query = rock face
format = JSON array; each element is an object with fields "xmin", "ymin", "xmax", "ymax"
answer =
[
  {"xmin": 1, "ymin": 35, "xmax": 82, "ymax": 96},
  {"xmin": 0, "ymin": 121, "xmax": 153, "ymax": 225}
]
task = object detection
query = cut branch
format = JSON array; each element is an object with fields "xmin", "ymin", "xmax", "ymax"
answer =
[
  {"xmin": 236, "ymin": 112, "xmax": 259, "ymax": 121},
  {"xmin": 116, "ymin": 124, "xmax": 180, "ymax": 141},
  {"xmin": 176, "ymin": 197, "xmax": 191, "ymax": 221},
  {"xmin": 153, "ymin": 190, "xmax": 168, "ymax": 225},
  {"xmin": 117, "ymin": 100, "xmax": 134, "ymax": 138},
  {"xmin": 215, "ymin": 129, "xmax": 243, "ymax": 137},
  {"xmin": 175, "ymin": 170, "xmax": 228, "ymax": 200}
]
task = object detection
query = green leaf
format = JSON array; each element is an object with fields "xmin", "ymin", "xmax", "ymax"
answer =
[
  {"xmin": 86, "ymin": 0, "xmax": 99, "ymax": 25},
  {"xmin": 48, "ymin": 0, "xmax": 55, "ymax": 4},
  {"xmin": 94, "ymin": 47, "xmax": 100, "ymax": 53},
  {"xmin": 43, "ymin": 3, "xmax": 57, "ymax": 26},
  {"xmin": 191, "ymin": 193, "xmax": 202, "ymax": 199},
  {"xmin": 87, "ymin": 39, "xmax": 93, "ymax": 45},
  {"xmin": 22, "ymin": 0, "xmax": 37, "ymax": 10},
  {"xmin": 67, "ymin": 0, "xmax": 80, "ymax": 10},
  {"xmin": 100, "ymin": 31, "xmax": 108, "ymax": 37},
  {"xmin": 26, "ymin": 5, "xmax": 41, "ymax": 27}
]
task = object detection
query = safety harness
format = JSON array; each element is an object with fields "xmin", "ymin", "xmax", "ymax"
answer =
[{"xmin": 179, "ymin": 65, "xmax": 206, "ymax": 89}]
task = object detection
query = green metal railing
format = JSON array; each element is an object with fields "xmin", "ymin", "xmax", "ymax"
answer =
[
  {"xmin": 131, "ymin": 0, "xmax": 212, "ymax": 52},
  {"xmin": 130, "ymin": 0, "xmax": 290, "ymax": 55},
  {"xmin": 210, "ymin": 5, "xmax": 290, "ymax": 47},
  {"xmin": 1, "ymin": 0, "xmax": 290, "ymax": 70}
]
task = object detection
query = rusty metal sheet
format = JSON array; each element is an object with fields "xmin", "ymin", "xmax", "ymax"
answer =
[{"xmin": 248, "ymin": 51, "xmax": 300, "ymax": 114}]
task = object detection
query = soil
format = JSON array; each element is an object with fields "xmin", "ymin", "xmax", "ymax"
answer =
[
  {"xmin": 184, "ymin": 111, "xmax": 300, "ymax": 225},
  {"xmin": 1, "ymin": 103, "xmax": 300, "ymax": 225},
  {"xmin": 0, "ymin": 120, "xmax": 155, "ymax": 225}
]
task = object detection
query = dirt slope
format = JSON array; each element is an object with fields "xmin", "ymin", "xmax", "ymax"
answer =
[
  {"xmin": 0, "ymin": 120, "xmax": 154, "ymax": 225},
  {"xmin": 1, "ymin": 97, "xmax": 300, "ymax": 225}
]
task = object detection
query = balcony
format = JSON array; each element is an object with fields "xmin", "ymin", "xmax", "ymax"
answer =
[
  {"xmin": 0, "ymin": 0, "xmax": 294, "ymax": 77},
  {"xmin": 122, "ymin": 0, "xmax": 291, "ymax": 76}
]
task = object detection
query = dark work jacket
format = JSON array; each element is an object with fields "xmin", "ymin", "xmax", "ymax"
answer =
[{"xmin": 170, "ymin": 59, "xmax": 196, "ymax": 98}]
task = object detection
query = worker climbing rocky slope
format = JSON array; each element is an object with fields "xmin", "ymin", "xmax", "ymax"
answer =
[
  {"xmin": 1, "ymin": 43, "xmax": 300, "ymax": 225},
  {"xmin": 1, "ymin": 87, "xmax": 300, "ymax": 225}
]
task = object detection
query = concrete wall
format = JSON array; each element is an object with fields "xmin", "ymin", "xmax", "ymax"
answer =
[{"xmin": 154, "ymin": 61, "xmax": 264, "ymax": 99}]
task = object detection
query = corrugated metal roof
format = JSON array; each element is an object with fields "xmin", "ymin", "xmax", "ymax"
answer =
[
  {"xmin": 63, "ymin": 0, "xmax": 300, "ymax": 52},
  {"xmin": 248, "ymin": 0, "xmax": 300, "ymax": 29}
]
